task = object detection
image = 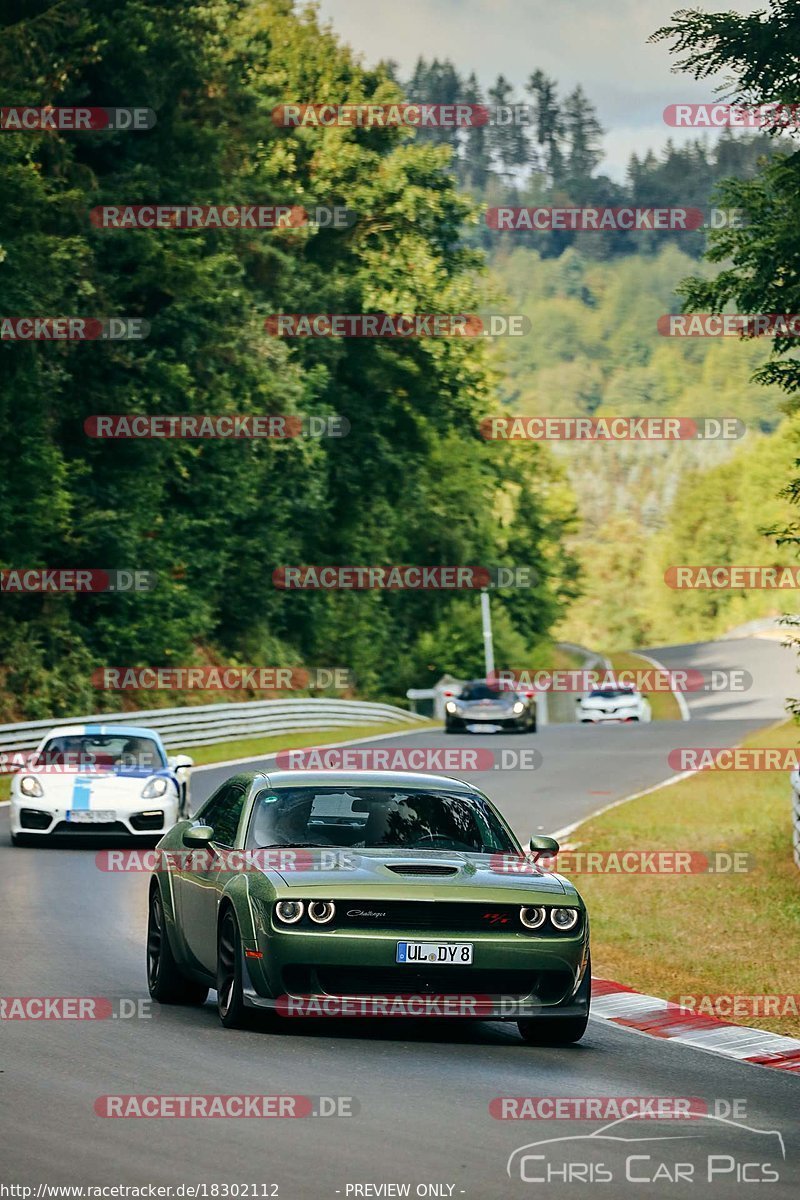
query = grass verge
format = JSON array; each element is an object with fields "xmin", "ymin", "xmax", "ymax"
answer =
[
  {"xmin": 175, "ymin": 719, "xmax": 434, "ymax": 767},
  {"xmin": 571, "ymin": 719, "xmax": 800, "ymax": 1036}
]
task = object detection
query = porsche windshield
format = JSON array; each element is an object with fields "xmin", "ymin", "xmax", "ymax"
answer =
[
  {"xmin": 35, "ymin": 733, "xmax": 166, "ymax": 771},
  {"xmin": 246, "ymin": 787, "xmax": 520, "ymax": 854}
]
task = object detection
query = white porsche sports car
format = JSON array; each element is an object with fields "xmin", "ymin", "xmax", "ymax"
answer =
[
  {"xmin": 576, "ymin": 686, "xmax": 652, "ymax": 724},
  {"xmin": 9, "ymin": 724, "xmax": 193, "ymax": 844}
]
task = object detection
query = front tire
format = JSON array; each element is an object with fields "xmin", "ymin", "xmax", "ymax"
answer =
[
  {"xmin": 147, "ymin": 885, "xmax": 209, "ymax": 1006},
  {"xmin": 217, "ymin": 907, "xmax": 249, "ymax": 1028},
  {"xmin": 517, "ymin": 958, "xmax": 590, "ymax": 1045}
]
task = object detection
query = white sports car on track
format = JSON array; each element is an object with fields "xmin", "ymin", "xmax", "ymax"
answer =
[
  {"xmin": 9, "ymin": 724, "xmax": 193, "ymax": 845},
  {"xmin": 576, "ymin": 686, "xmax": 652, "ymax": 724}
]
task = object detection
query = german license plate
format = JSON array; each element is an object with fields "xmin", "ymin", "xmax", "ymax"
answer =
[
  {"xmin": 396, "ymin": 941, "xmax": 473, "ymax": 965},
  {"xmin": 66, "ymin": 810, "xmax": 115, "ymax": 823}
]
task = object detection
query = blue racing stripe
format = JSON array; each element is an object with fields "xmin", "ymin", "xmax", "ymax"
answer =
[{"xmin": 71, "ymin": 776, "xmax": 94, "ymax": 810}]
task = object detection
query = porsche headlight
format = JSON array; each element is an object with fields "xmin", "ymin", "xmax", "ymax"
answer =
[
  {"xmin": 20, "ymin": 775, "xmax": 44, "ymax": 798},
  {"xmin": 275, "ymin": 900, "xmax": 304, "ymax": 924},
  {"xmin": 141, "ymin": 776, "xmax": 169, "ymax": 799},
  {"xmin": 550, "ymin": 907, "xmax": 580, "ymax": 931},
  {"xmin": 512, "ymin": 701, "xmax": 525, "ymax": 714},
  {"xmin": 520, "ymin": 905, "xmax": 547, "ymax": 929},
  {"xmin": 445, "ymin": 701, "xmax": 458, "ymax": 714}
]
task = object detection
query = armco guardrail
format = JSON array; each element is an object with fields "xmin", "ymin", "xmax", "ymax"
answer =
[{"xmin": 0, "ymin": 698, "xmax": 426, "ymax": 764}]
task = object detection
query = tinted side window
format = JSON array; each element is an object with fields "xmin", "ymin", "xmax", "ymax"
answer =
[{"xmin": 197, "ymin": 783, "xmax": 246, "ymax": 847}]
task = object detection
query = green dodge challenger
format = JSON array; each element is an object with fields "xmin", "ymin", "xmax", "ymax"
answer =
[{"xmin": 147, "ymin": 770, "xmax": 591, "ymax": 1044}]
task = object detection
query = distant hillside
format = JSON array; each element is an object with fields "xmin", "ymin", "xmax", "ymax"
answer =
[{"xmin": 483, "ymin": 245, "xmax": 795, "ymax": 648}]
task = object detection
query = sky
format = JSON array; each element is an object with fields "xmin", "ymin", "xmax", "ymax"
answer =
[{"xmin": 314, "ymin": 0, "xmax": 766, "ymax": 180}]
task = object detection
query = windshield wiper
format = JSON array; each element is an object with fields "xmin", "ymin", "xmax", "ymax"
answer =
[{"xmin": 257, "ymin": 842, "xmax": 332, "ymax": 849}]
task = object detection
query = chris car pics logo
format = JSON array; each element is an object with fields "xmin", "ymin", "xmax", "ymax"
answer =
[{"xmin": 506, "ymin": 1113, "xmax": 785, "ymax": 1185}]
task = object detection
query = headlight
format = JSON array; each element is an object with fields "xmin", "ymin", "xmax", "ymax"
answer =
[
  {"xmin": 512, "ymin": 701, "xmax": 525, "ymax": 714},
  {"xmin": 275, "ymin": 900, "xmax": 304, "ymax": 924},
  {"xmin": 141, "ymin": 777, "xmax": 169, "ymax": 799},
  {"xmin": 307, "ymin": 900, "xmax": 336, "ymax": 924},
  {"xmin": 550, "ymin": 907, "xmax": 580, "ymax": 931},
  {"xmin": 520, "ymin": 905, "xmax": 547, "ymax": 929},
  {"xmin": 20, "ymin": 775, "xmax": 44, "ymax": 798},
  {"xmin": 445, "ymin": 701, "xmax": 457, "ymax": 714}
]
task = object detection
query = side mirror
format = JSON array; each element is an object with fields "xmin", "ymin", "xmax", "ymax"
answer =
[
  {"xmin": 529, "ymin": 835, "xmax": 559, "ymax": 860},
  {"xmin": 169, "ymin": 754, "xmax": 194, "ymax": 771},
  {"xmin": 182, "ymin": 824, "xmax": 215, "ymax": 849}
]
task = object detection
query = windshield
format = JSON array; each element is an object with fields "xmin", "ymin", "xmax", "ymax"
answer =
[
  {"xmin": 34, "ymin": 733, "xmax": 166, "ymax": 771},
  {"xmin": 246, "ymin": 786, "xmax": 520, "ymax": 854},
  {"xmin": 459, "ymin": 684, "xmax": 508, "ymax": 702},
  {"xmin": 587, "ymin": 687, "xmax": 636, "ymax": 699}
]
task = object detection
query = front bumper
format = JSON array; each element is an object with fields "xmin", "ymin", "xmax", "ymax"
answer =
[
  {"xmin": 577, "ymin": 708, "xmax": 641, "ymax": 723},
  {"xmin": 446, "ymin": 713, "xmax": 530, "ymax": 731},
  {"xmin": 10, "ymin": 798, "xmax": 178, "ymax": 838},
  {"xmin": 242, "ymin": 925, "xmax": 589, "ymax": 1019}
]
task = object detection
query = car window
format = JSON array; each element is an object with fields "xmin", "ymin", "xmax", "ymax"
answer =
[
  {"xmin": 459, "ymin": 684, "xmax": 506, "ymax": 701},
  {"xmin": 36, "ymin": 733, "xmax": 165, "ymax": 771},
  {"xmin": 246, "ymin": 786, "xmax": 520, "ymax": 853},
  {"xmin": 196, "ymin": 783, "xmax": 246, "ymax": 847}
]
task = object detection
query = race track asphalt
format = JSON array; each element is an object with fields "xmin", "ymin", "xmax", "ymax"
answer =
[{"xmin": 1, "ymin": 638, "xmax": 797, "ymax": 1197}]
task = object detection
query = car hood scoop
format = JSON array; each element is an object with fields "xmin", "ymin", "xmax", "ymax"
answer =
[
  {"xmin": 270, "ymin": 848, "xmax": 567, "ymax": 893},
  {"xmin": 385, "ymin": 862, "xmax": 460, "ymax": 876}
]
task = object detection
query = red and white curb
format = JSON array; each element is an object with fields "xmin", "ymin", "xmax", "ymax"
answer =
[{"xmin": 592, "ymin": 977, "xmax": 800, "ymax": 1072}]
